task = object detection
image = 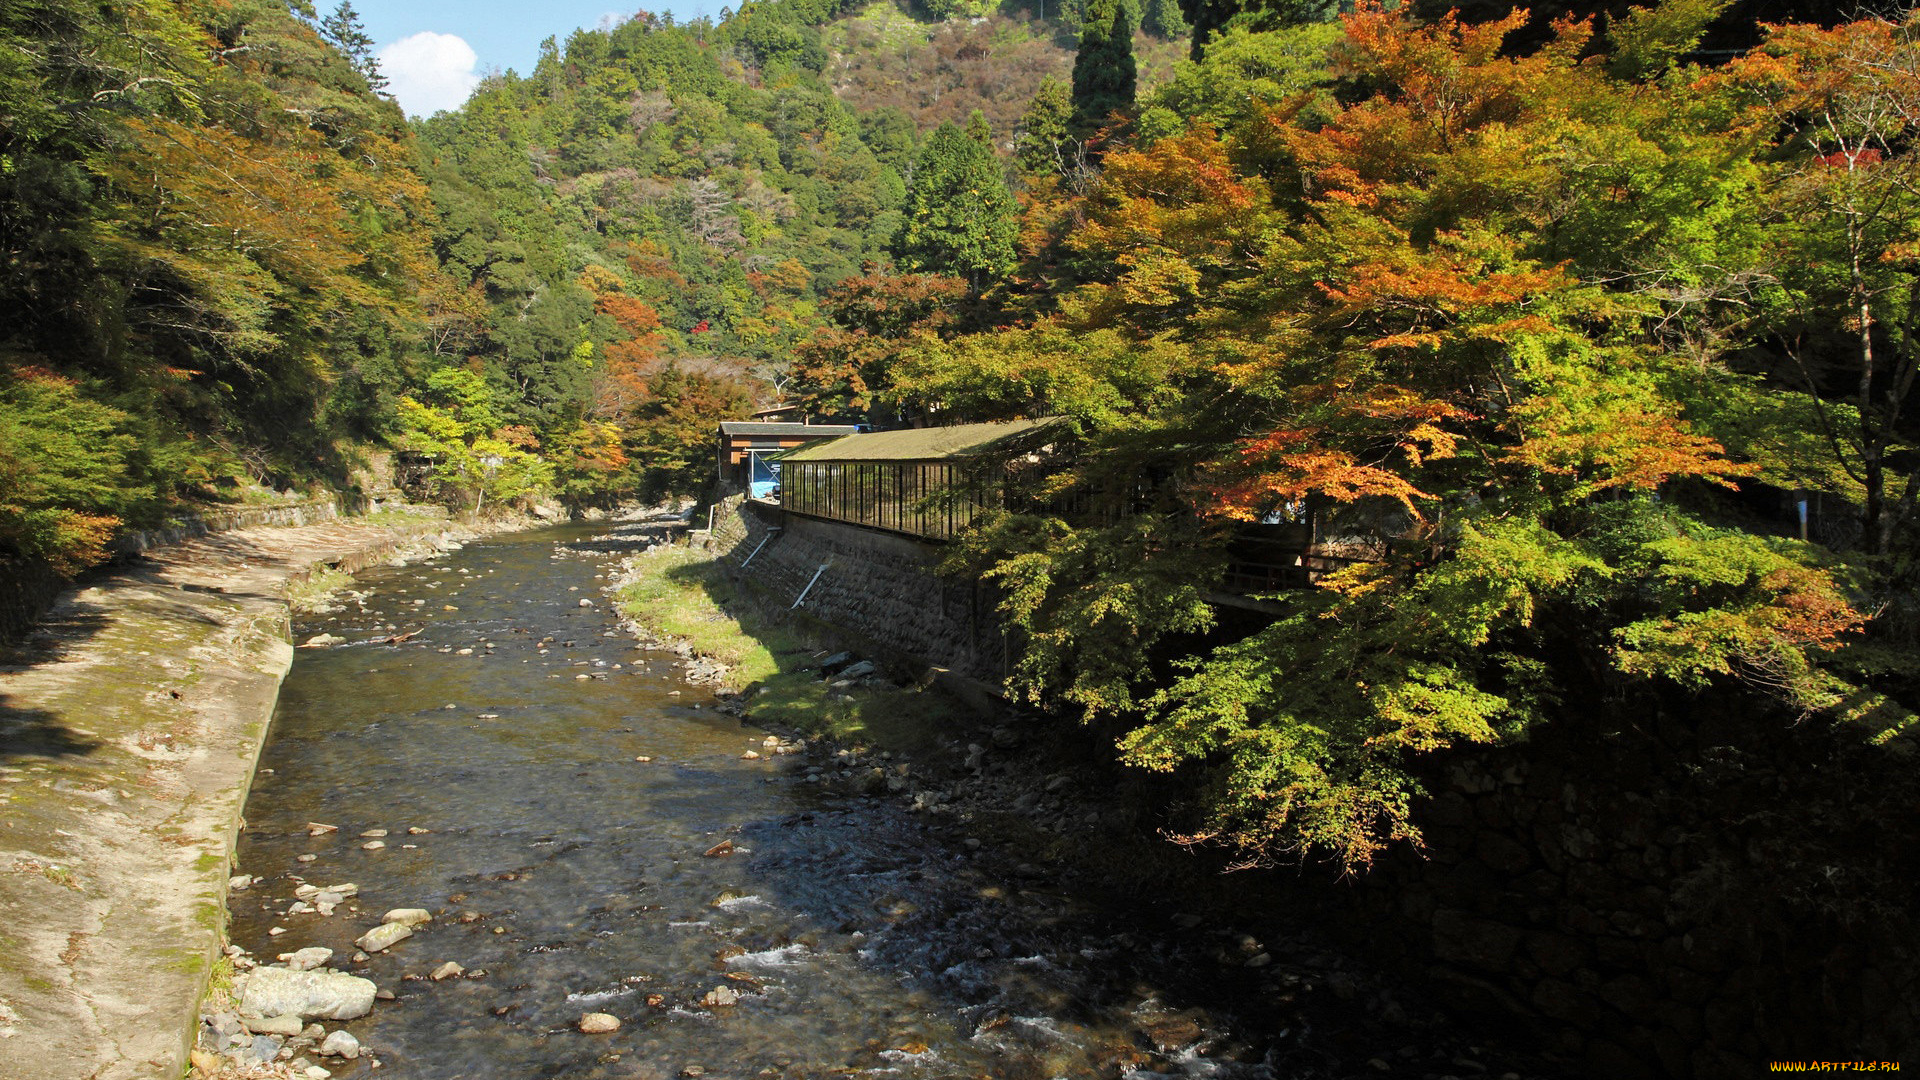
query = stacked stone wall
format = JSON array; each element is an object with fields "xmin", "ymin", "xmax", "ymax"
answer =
[
  {"xmin": 708, "ymin": 500, "xmax": 1005, "ymax": 685},
  {"xmin": 0, "ymin": 498, "xmax": 361, "ymax": 644}
]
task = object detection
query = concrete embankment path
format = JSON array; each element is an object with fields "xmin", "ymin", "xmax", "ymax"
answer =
[{"xmin": 0, "ymin": 513, "xmax": 475, "ymax": 1080}]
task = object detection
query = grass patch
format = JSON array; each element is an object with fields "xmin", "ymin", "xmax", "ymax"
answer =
[
  {"xmin": 206, "ymin": 952, "xmax": 237, "ymax": 1005},
  {"xmin": 359, "ymin": 505, "xmax": 445, "ymax": 526},
  {"xmin": 616, "ymin": 543, "xmax": 973, "ymax": 752},
  {"xmin": 287, "ymin": 565, "xmax": 354, "ymax": 613}
]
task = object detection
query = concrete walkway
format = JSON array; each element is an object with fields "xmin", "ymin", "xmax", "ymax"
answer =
[{"xmin": 0, "ymin": 513, "xmax": 467, "ymax": 1080}]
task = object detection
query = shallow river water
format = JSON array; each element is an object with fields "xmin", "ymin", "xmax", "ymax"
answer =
[{"xmin": 230, "ymin": 523, "xmax": 1478, "ymax": 1080}]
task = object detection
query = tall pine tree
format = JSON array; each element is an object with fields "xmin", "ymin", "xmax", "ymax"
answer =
[
  {"xmin": 1070, "ymin": 0, "xmax": 1136, "ymax": 137},
  {"xmin": 320, "ymin": 1, "xmax": 387, "ymax": 91},
  {"xmin": 894, "ymin": 113, "xmax": 1018, "ymax": 290}
]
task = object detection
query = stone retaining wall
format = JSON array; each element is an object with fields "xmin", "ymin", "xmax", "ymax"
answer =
[
  {"xmin": 0, "ymin": 498, "xmax": 360, "ymax": 645},
  {"xmin": 706, "ymin": 498, "xmax": 1007, "ymax": 686}
]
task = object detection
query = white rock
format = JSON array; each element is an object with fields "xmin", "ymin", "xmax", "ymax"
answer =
[
  {"xmin": 301, "ymin": 635, "xmax": 345, "ymax": 648},
  {"xmin": 382, "ymin": 908, "xmax": 432, "ymax": 927},
  {"xmin": 578, "ymin": 598, "xmax": 594, "ymax": 608},
  {"xmin": 354, "ymin": 923, "xmax": 413, "ymax": 953},
  {"xmin": 578, "ymin": 1012, "xmax": 620, "ymax": 1033},
  {"xmin": 318, "ymin": 1030, "xmax": 361, "ymax": 1059},
  {"xmin": 245, "ymin": 1014, "xmax": 304, "ymax": 1036},
  {"xmin": 429, "ymin": 961, "xmax": 463, "ymax": 981},
  {"xmin": 279, "ymin": 947, "xmax": 333, "ymax": 972},
  {"xmin": 237, "ymin": 967, "xmax": 377, "ymax": 1021},
  {"xmin": 360, "ymin": 840, "xmax": 385, "ymax": 851},
  {"xmin": 701, "ymin": 985, "xmax": 740, "ymax": 1007}
]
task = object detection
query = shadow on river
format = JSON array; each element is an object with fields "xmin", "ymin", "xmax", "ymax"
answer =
[{"xmin": 226, "ymin": 523, "xmax": 1551, "ymax": 1080}]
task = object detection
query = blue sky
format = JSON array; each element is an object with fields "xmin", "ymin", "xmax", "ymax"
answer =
[{"xmin": 357, "ymin": 1, "xmax": 725, "ymax": 117}]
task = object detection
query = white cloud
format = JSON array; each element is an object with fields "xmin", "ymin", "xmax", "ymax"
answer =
[{"xmin": 378, "ymin": 32, "xmax": 481, "ymax": 118}]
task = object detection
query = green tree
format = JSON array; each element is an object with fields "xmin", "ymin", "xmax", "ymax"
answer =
[
  {"xmin": 320, "ymin": 1, "xmax": 386, "ymax": 91},
  {"xmin": 1071, "ymin": 0, "xmax": 1137, "ymax": 136},
  {"xmin": 1142, "ymin": 0, "xmax": 1189, "ymax": 39},
  {"xmin": 1015, "ymin": 76, "xmax": 1076, "ymax": 177},
  {"xmin": 397, "ymin": 365, "xmax": 553, "ymax": 513},
  {"xmin": 1178, "ymin": 0, "xmax": 1336, "ymax": 60},
  {"xmin": 0, "ymin": 371, "xmax": 150, "ymax": 574},
  {"xmin": 895, "ymin": 116, "xmax": 1019, "ymax": 289}
]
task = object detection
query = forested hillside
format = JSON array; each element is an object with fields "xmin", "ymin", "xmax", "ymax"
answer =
[
  {"xmin": 1, "ymin": 0, "xmax": 439, "ymax": 570},
  {"xmin": 0, "ymin": 0, "xmax": 1184, "ymax": 564}
]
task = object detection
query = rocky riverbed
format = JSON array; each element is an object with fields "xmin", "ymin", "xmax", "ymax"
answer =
[{"xmin": 199, "ymin": 521, "xmax": 1554, "ymax": 1080}]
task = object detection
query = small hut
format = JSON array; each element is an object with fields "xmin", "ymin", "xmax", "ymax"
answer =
[{"xmin": 776, "ymin": 418, "xmax": 1061, "ymax": 539}]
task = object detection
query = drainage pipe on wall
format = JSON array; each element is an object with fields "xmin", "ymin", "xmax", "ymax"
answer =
[{"xmin": 792, "ymin": 561, "xmax": 831, "ymax": 609}]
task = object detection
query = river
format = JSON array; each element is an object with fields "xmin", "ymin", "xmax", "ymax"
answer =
[{"xmin": 228, "ymin": 522, "xmax": 1519, "ymax": 1080}]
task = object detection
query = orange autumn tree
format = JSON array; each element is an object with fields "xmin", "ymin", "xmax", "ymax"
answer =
[{"xmin": 923, "ymin": 1, "xmax": 1885, "ymax": 871}]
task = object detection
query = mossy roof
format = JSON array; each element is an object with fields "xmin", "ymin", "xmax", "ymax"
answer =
[
  {"xmin": 777, "ymin": 418, "xmax": 1062, "ymax": 462},
  {"xmin": 718, "ymin": 421, "xmax": 861, "ymax": 437}
]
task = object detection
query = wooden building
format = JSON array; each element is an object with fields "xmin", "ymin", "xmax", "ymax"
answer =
[
  {"xmin": 776, "ymin": 418, "xmax": 1061, "ymax": 539},
  {"xmin": 716, "ymin": 421, "xmax": 860, "ymax": 497}
]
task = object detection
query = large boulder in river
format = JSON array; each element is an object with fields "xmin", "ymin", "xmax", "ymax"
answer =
[{"xmin": 237, "ymin": 967, "xmax": 376, "ymax": 1021}]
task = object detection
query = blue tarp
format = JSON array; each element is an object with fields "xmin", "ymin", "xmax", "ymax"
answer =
[{"xmin": 748, "ymin": 452, "xmax": 779, "ymax": 499}]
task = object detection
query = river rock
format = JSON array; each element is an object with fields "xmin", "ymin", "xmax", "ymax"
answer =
[
  {"xmin": 701, "ymin": 986, "xmax": 740, "ymax": 1008},
  {"xmin": 246, "ymin": 1035, "xmax": 285, "ymax": 1063},
  {"xmin": 578, "ymin": 1012, "xmax": 620, "ymax": 1033},
  {"xmin": 245, "ymin": 1014, "xmax": 304, "ymax": 1037},
  {"xmin": 279, "ymin": 947, "xmax": 333, "ymax": 972},
  {"xmin": 354, "ymin": 922, "xmax": 413, "ymax": 953},
  {"xmin": 578, "ymin": 598, "xmax": 594, "ymax": 608},
  {"xmin": 383, "ymin": 907, "xmax": 432, "ymax": 927},
  {"xmin": 360, "ymin": 840, "xmax": 385, "ymax": 851},
  {"xmin": 818, "ymin": 651, "xmax": 853, "ymax": 674},
  {"xmin": 430, "ymin": 961, "xmax": 464, "ymax": 980},
  {"xmin": 238, "ymin": 968, "xmax": 376, "ymax": 1021},
  {"xmin": 837, "ymin": 660, "xmax": 878, "ymax": 680},
  {"xmin": 318, "ymin": 1030, "xmax": 361, "ymax": 1059},
  {"xmin": 301, "ymin": 634, "xmax": 345, "ymax": 648}
]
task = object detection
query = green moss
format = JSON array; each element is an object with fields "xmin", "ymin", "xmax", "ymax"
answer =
[
  {"xmin": 192, "ymin": 852, "xmax": 226, "ymax": 874},
  {"xmin": 192, "ymin": 898, "xmax": 225, "ymax": 934},
  {"xmin": 167, "ymin": 952, "xmax": 207, "ymax": 976}
]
